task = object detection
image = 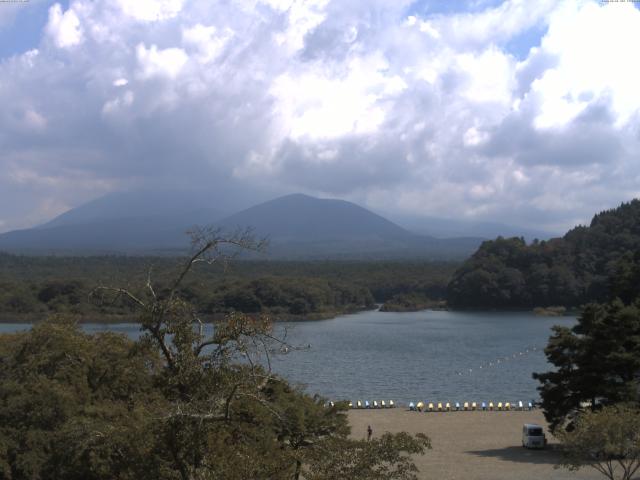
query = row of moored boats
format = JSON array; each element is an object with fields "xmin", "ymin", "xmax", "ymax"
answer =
[
  {"xmin": 349, "ymin": 400, "xmax": 395, "ymax": 409},
  {"xmin": 408, "ymin": 400, "xmax": 535, "ymax": 411}
]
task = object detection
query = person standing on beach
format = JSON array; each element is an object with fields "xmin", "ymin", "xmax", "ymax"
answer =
[{"xmin": 367, "ymin": 425, "xmax": 373, "ymax": 441}]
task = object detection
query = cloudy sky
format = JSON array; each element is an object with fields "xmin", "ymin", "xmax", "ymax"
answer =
[{"xmin": 1, "ymin": 0, "xmax": 639, "ymax": 234}]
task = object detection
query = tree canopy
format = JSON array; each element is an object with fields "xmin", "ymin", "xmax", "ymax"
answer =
[
  {"xmin": 0, "ymin": 230, "xmax": 431, "ymax": 479},
  {"xmin": 448, "ymin": 199, "xmax": 640, "ymax": 309},
  {"xmin": 533, "ymin": 300, "xmax": 640, "ymax": 431},
  {"xmin": 557, "ymin": 404, "xmax": 640, "ymax": 480},
  {"xmin": 0, "ymin": 253, "xmax": 456, "ymax": 321}
]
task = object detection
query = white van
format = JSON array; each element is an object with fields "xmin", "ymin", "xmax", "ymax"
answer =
[{"xmin": 522, "ymin": 424, "xmax": 546, "ymax": 449}]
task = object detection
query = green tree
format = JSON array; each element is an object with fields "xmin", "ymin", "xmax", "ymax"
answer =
[
  {"xmin": 534, "ymin": 301, "xmax": 640, "ymax": 431},
  {"xmin": 557, "ymin": 404, "xmax": 640, "ymax": 480},
  {"xmin": 0, "ymin": 317, "xmax": 164, "ymax": 480},
  {"xmin": 0, "ymin": 228, "xmax": 431, "ymax": 479},
  {"xmin": 448, "ymin": 199, "xmax": 640, "ymax": 309}
]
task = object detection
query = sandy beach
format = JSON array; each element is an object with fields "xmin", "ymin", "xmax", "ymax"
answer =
[{"xmin": 348, "ymin": 408, "xmax": 600, "ymax": 480}]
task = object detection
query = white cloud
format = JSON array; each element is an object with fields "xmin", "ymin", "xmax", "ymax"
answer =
[
  {"xmin": 427, "ymin": 0, "xmax": 556, "ymax": 50},
  {"xmin": 182, "ymin": 24, "xmax": 233, "ymax": 63},
  {"xmin": 1, "ymin": 0, "xmax": 640, "ymax": 233},
  {"xmin": 136, "ymin": 43, "xmax": 188, "ymax": 79},
  {"xmin": 115, "ymin": 0, "xmax": 185, "ymax": 22},
  {"xmin": 45, "ymin": 3, "xmax": 83, "ymax": 48},
  {"xmin": 463, "ymin": 127, "xmax": 488, "ymax": 146},
  {"xmin": 271, "ymin": 0, "xmax": 329, "ymax": 52},
  {"xmin": 455, "ymin": 47, "xmax": 515, "ymax": 104},
  {"xmin": 530, "ymin": 1, "xmax": 640, "ymax": 129},
  {"xmin": 271, "ymin": 52, "xmax": 406, "ymax": 140}
]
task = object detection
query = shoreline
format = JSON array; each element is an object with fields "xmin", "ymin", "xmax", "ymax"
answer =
[
  {"xmin": 0, "ymin": 305, "xmax": 578, "ymax": 324},
  {"xmin": 0, "ymin": 306, "xmax": 375, "ymax": 325}
]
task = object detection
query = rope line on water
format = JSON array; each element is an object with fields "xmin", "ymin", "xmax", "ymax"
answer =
[{"xmin": 452, "ymin": 345, "xmax": 542, "ymax": 377}]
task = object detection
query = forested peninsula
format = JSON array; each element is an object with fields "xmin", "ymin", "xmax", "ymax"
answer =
[
  {"xmin": 0, "ymin": 256, "xmax": 455, "ymax": 322},
  {"xmin": 448, "ymin": 200, "xmax": 640, "ymax": 309}
]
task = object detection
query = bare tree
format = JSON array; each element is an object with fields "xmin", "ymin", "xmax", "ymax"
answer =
[{"xmin": 91, "ymin": 228, "xmax": 307, "ymax": 479}]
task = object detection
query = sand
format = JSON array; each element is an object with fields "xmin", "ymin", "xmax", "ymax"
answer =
[{"xmin": 348, "ymin": 408, "xmax": 601, "ymax": 480}]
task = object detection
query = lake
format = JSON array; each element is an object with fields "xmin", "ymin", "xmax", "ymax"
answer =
[{"xmin": 0, "ymin": 309, "xmax": 573, "ymax": 405}]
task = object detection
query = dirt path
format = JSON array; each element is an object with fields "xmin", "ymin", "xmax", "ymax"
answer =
[{"xmin": 348, "ymin": 409, "xmax": 600, "ymax": 480}]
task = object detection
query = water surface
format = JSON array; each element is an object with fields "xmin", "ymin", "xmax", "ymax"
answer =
[
  {"xmin": 270, "ymin": 309, "xmax": 573, "ymax": 404},
  {"xmin": 0, "ymin": 310, "xmax": 572, "ymax": 404}
]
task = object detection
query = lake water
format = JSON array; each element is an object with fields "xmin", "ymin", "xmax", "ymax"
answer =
[{"xmin": 0, "ymin": 309, "xmax": 573, "ymax": 405}]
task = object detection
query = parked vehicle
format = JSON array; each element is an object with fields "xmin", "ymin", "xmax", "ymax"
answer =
[{"xmin": 522, "ymin": 424, "xmax": 546, "ymax": 449}]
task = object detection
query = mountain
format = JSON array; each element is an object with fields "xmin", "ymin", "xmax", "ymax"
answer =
[
  {"xmin": 0, "ymin": 189, "xmax": 230, "ymax": 253},
  {"xmin": 0, "ymin": 192, "xmax": 482, "ymax": 259},
  {"xmin": 447, "ymin": 199, "xmax": 640, "ymax": 309},
  {"xmin": 220, "ymin": 193, "xmax": 409, "ymax": 240},
  {"xmin": 216, "ymin": 194, "xmax": 481, "ymax": 259},
  {"xmin": 0, "ymin": 214, "xmax": 219, "ymax": 253},
  {"xmin": 39, "ymin": 189, "xmax": 224, "ymax": 229}
]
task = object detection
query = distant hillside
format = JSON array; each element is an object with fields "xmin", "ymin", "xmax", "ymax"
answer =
[
  {"xmin": 0, "ymin": 192, "xmax": 482, "ymax": 259},
  {"xmin": 0, "ymin": 189, "xmax": 236, "ymax": 253},
  {"xmin": 447, "ymin": 199, "xmax": 640, "ymax": 308},
  {"xmin": 220, "ymin": 193, "xmax": 409, "ymax": 240},
  {"xmin": 0, "ymin": 214, "xmax": 218, "ymax": 252},
  {"xmin": 217, "ymin": 194, "xmax": 482, "ymax": 259},
  {"xmin": 39, "ymin": 190, "xmax": 222, "ymax": 229}
]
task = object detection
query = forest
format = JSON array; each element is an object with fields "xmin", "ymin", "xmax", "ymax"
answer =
[
  {"xmin": 0, "ymin": 254, "xmax": 457, "ymax": 321},
  {"xmin": 3, "ymin": 200, "xmax": 640, "ymax": 321},
  {"xmin": 0, "ymin": 232, "xmax": 431, "ymax": 480},
  {"xmin": 448, "ymin": 200, "xmax": 640, "ymax": 309}
]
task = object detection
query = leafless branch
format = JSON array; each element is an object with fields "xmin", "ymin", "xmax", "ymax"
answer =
[
  {"xmin": 146, "ymin": 266, "xmax": 157, "ymax": 300},
  {"xmin": 91, "ymin": 286, "xmax": 147, "ymax": 308}
]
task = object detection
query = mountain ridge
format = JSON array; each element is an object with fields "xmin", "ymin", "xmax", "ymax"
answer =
[{"xmin": 0, "ymin": 191, "xmax": 483, "ymax": 259}]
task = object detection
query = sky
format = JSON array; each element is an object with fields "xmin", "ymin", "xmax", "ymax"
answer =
[{"xmin": 1, "ymin": 0, "xmax": 639, "ymax": 234}]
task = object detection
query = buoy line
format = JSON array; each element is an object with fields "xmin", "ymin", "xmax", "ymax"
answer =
[{"xmin": 452, "ymin": 345, "xmax": 542, "ymax": 377}]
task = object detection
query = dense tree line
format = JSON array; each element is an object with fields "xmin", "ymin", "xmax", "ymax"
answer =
[
  {"xmin": 520, "ymin": 203, "xmax": 640, "ymax": 480},
  {"xmin": 531, "ymin": 202, "xmax": 640, "ymax": 460},
  {"xmin": 534, "ymin": 300, "xmax": 640, "ymax": 431},
  {"xmin": 448, "ymin": 200, "xmax": 640, "ymax": 309},
  {"xmin": 0, "ymin": 276, "xmax": 375, "ymax": 320},
  {"xmin": 0, "ymin": 232, "xmax": 431, "ymax": 479},
  {"xmin": 0, "ymin": 255, "xmax": 457, "ymax": 320}
]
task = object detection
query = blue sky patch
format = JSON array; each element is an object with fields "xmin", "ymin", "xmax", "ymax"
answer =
[{"xmin": 0, "ymin": 0, "xmax": 69, "ymax": 60}]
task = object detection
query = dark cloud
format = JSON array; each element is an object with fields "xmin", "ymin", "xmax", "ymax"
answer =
[{"xmin": 483, "ymin": 100, "xmax": 623, "ymax": 168}]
